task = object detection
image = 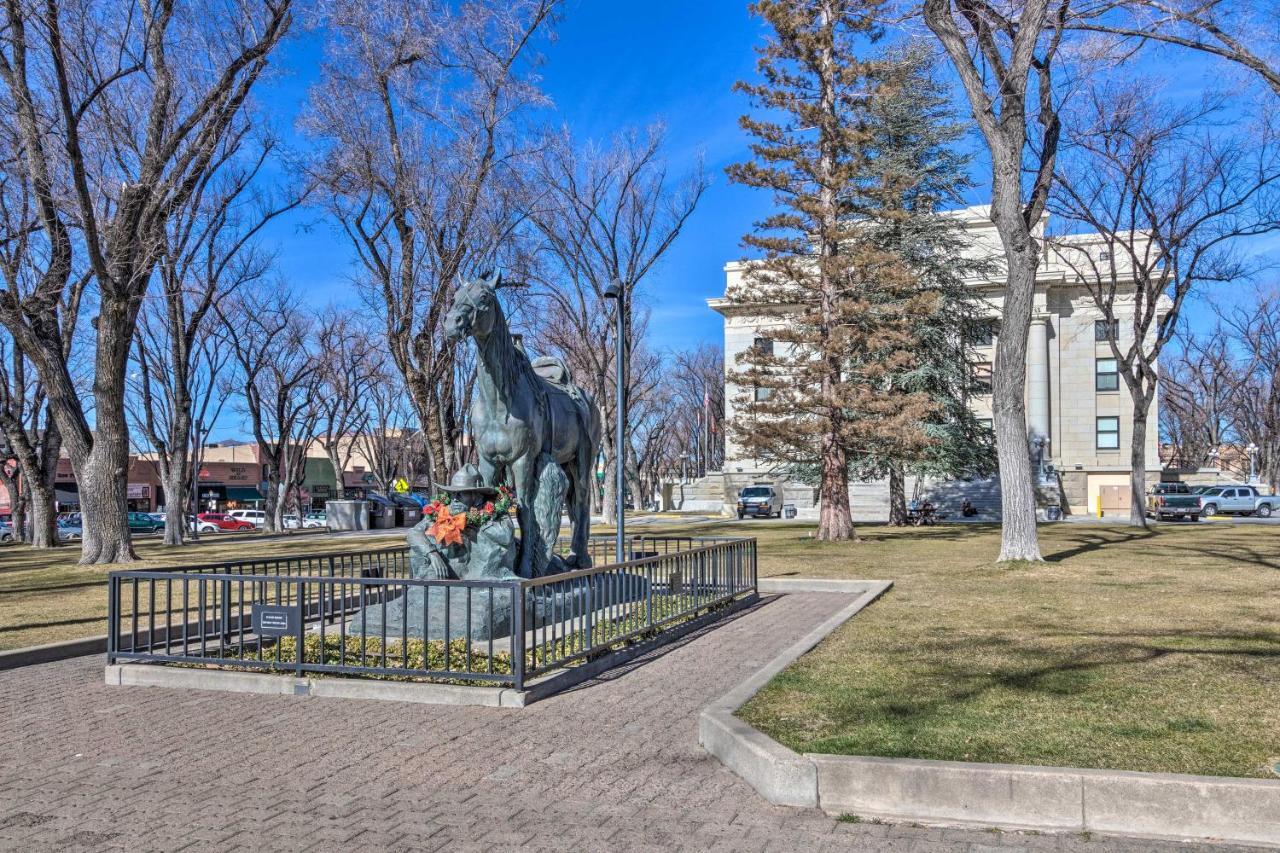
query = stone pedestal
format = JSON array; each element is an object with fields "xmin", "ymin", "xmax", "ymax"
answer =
[{"xmin": 345, "ymin": 573, "xmax": 651, "ymax": 642}]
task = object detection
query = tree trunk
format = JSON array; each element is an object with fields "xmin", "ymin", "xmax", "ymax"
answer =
[
  {"xmin": 601, "ymin": 447, "xmax": 618, "ymax": 526},
  {"xmin": 817, "ymin": 432, "xmax": 854, "ymax": 540},
  {"xmin": 888, "ymin": 462, "xmax": 907, "ymax": 526},
  {"xmin": 161, "ymin": 464, "xmax": 188, "ymax": 545},
  {"xmin": 33, "ymin": 415, "xmax": 62, "ymax": 548},
  {"xmin": 1130, "ymin": 407, "xmax": 1149, "ymax": 529},
  {"xmin": 76, "ymin": 444, "xmax": 136, "ymax": 564},
  {"xmin": 990, "ymin": 225, "xmax": 1043, "ymax": 562},
  {"xmin": 0, "ymin": 468, "xmax": 21, "ymax": 541},
  {"xmin": 26, "ymin": 478, "xmax": 58, "ymax": 548}
]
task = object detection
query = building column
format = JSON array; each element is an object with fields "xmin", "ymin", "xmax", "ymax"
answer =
[{"xmin": 1027, "ymin": 315, "xmax": 1051, "ymax": 448}]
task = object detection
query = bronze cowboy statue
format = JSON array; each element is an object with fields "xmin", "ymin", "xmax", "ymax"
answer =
[
  {"xmin": 406, "ymin": 464, "xmax": 517, "ymax": 581},
  {"xmin": 444, "ymin": 271, "xmax": 602, "ymax": 577}
]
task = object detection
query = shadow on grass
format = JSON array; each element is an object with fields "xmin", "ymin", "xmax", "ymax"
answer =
[
  {"xmin": 829, "ymin": 631, "xmax": 1280, "ymax": 732},
  {"xmin": 0, "ymin": 614, "xmax": 103, "ymax": 634}
]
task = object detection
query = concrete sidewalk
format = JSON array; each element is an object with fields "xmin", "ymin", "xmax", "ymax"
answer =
[{"xmin": 0, "ymin": 593, "xmax": 1260, "ymax": 852}]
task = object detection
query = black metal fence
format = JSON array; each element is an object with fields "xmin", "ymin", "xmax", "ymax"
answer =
[{"xmin": 106, "ymin": 536, "xmax": 756, "ymax": 691}]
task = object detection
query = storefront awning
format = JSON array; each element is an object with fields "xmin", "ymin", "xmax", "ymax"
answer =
[{"xmin": 225, "ymin": 486, "xmax": 263, "ymax": 502}]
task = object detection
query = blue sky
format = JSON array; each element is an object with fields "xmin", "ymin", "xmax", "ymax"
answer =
[
  {"xmin": 254, "ymin": 0, "xmax": 779, "ymax": 354},
  {"xmin": 249, "ymin": 0, "xmax": 1269, "ymax": 361}
]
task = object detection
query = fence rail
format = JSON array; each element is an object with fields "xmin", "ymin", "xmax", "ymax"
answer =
[{"xmin": 107, "ymin": 536, "xmax": 757, "ymax": 691}]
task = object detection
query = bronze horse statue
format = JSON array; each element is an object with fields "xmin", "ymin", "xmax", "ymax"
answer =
[{"xmin": 444, "ymin": 272, "xmax": 601, "ymax": 577}]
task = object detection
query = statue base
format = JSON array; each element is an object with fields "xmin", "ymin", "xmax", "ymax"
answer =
[{"xmin": 344, "ymin": 573, "xmax": 650, "ymax": 642}]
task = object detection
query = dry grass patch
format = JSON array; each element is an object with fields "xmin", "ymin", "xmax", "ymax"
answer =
[
  {"xmin": 721, "ymin": 521, "xmax": 1280, "ymax": 778},
  {"xmin": 0, "ymin": 533, "xmax": 404, "ymax": 650}
]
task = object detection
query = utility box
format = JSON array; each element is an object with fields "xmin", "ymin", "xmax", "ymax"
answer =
[
  {"xmin": 783, "ymin": 503, "xmax": 797, "ymax": 519},
  {"xmin": 326, "ymin": 500, "xmax": 369, "ymax": 531}
]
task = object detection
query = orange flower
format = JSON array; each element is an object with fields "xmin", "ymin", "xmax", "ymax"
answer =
[{"xmin": 428, "ymin": 505, "xmax": 466, "ymax": 546}]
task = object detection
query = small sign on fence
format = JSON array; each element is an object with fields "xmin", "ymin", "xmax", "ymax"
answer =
[{"xmin": 252, "ymin": 604, "xmax": 298, "ymax": 637}]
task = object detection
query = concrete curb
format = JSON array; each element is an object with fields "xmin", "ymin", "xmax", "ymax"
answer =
[
  {"xmin": 103, "ymin": 593, "xmax": 761, "ymax": 709},
  {"xmin": 0, "ymin": 635, "xmax": 107, "ymax": 670},
  {"xmin": 104, "ymin": 663, "xmax": 528, "ymax": 707},
  {"xmin": 698, "ymin": 581, "xmax": 1280, "ymax": 848},
  {"xmin": 700, "ymin": 580, "xmax": 892, "ymax": 808}
]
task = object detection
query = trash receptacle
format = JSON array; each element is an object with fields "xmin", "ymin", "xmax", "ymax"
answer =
[
  {"xmin": 1045, "ymin": 506, "xmax": 1063, "ymax": 522},
  {"xmin": 783, "ymin": 503, "xmax": 797, "ymax": 519},
  {"xmin": 326, "ymin": 500, "xmax": 369, "ymax": 531},
  {"xmin": 396, "ymin": 506, "xmax": 421, "ymax": 527},
  {"xmin": 370, "ymin": 505, "xmax": 393, "ymax": 529}
]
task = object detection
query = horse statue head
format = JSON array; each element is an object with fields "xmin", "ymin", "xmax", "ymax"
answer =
[{"xmin": 445, "ymin": 271, "xmax": 504, "ymax": 344}]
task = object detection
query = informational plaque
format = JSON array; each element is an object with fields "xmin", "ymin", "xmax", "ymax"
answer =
[{"xmin": 252, "ymin": 604, "xmax": 297, "ymax": 637}]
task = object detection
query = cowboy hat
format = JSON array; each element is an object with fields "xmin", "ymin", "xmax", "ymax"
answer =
[{"xmin": 434, "ymin": 463, "xmax": 500, "ymax": 498}]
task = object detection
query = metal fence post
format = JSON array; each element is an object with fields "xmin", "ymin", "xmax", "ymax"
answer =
[
  {"xmin": 220, "ymin": 578, "xmax": 232, "ymax": 645},
  {"xmin": 296, "ymin": 581, "xmax": 307, "ymax": 676},
  {"xmin": 106, "ymin": 575, "xmax": 117, "ymax": 664},
  {"xmin": 511, "ymin": 580, "xmax": 525, "ymax": 691}
]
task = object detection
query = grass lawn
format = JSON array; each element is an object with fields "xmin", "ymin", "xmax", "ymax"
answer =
[
  {"xmin": 0, "ymin": 533, "xmax": 404, "ymax": 651},
  {"xmin": 720, "ymin": 521, "xmax": 1280, "ymax": 779}
]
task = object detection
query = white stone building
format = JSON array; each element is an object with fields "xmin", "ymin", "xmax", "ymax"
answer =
[{"xmin": 703, "ymin": 205, "xmax": 1164, "ymax": 518}]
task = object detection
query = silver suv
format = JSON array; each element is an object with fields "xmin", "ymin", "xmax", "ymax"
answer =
[{"xmin": 736, "ymin": 485, "xmax": 782, "ymax": 519}]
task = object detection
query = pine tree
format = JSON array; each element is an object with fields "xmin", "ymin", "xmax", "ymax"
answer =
[{"xmin": 727, "ymin": 0, "xmax": 935, "ymax": 541}]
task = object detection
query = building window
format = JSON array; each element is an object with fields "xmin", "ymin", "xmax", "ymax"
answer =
[
  {"xmin": 971, "ymin": 361, "xmax": 992, "ymax": 394},
  {"xmin": 1098, "ymin": 250, "xmax": 1111, "ymax": 261},
  {"xmin": 1094, "ymin": 319, "xmax": 1119, "ymax": 341},
  {"xmin": 754, "ymin": 386, "xmax": 773, "ymax": 402},
  {"xmin": 977, "ymin": 418, "xmax": 993, "ymax": 431},
  {"xmin": 966, "ymin": 318, "xmax": 999, "ymax": 347},
  {"xmin": 1095, "ymin": 357, "xmax": 1119, "ymax": 392},
  {"xmin": 1096, "ymin": 416, "xmax": 1120, "ymax": 450},
  {"xmin": 753, "ymin": 337, "xmax": 774, "ymax": 356}
]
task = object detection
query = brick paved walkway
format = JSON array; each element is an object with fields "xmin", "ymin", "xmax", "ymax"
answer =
[{"xmin": 0, "ymin": 593, "xmax": 1262, "ymax": 852}]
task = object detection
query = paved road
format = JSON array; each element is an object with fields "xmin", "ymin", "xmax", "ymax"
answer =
[{"xmin": 0, "ymin": 594, "xmax": 1262, "ymax": 852}]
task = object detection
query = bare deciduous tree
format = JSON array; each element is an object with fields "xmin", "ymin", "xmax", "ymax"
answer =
[
  {"xmin": 314, "ymin": 312, "xmax": 381, "ymax": 495},
  {"xmin": 219, "ymin": 290, "xmax": 321, "ymax": 533},
  {"xmin": 307, "ymin": 0, "xmax": 557, "ymax": 484},
  {"xmin": 528, "ymin": 126, "xmax": 707, "ymax": 524},
  {"xmin": 0, "ymin": 0, "xmax": 292, "ymax": 562},
  {"xmin": 1221, "ymin": 288, "xmax": 1280, "ymax": 491},
  {"xmin": 1050, "ymin": 83, "xmax": 1280, "ymax": 525},
  {"xmin": 130, "ymin": 135, "xmax": 302, "ymax": 544},
  {"xmin": 1071, "ymin": 0, "xmax": 1280, "ymax": 96},
  {"xmin": 923, "ymin": 0, "xmax": 1068, "ymax": 561}
]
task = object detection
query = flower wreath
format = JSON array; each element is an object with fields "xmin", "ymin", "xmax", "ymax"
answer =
[{"xmin": 423, "ymin": 484, "xmax": 516, "ymax": 546}]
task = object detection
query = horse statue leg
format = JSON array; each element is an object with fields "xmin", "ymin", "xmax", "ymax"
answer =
[
  {"xmin": 566, "ymin": 440, "xmax": 593, "ymax": 568},
  {"xmin": 510, "ymin": 452, "xmax": 542, "ymax": 578}
]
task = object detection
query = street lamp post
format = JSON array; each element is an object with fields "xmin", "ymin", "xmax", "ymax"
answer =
[
  {"xmin": 603, "ymin": 278, "xmax": 626, "ymax": 564},
  {"xmin": 1246, "ymin": 443, "xmax": 1259, "ymax": 483}
]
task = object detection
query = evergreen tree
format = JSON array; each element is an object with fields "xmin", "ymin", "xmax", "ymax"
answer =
[
  {"xmin": 844, "ymin": 46, "xmax": 997, "ymax": 524},
  {"xmin": 728, "ymin": 1, "xmax": 957, "ymax": 540}
]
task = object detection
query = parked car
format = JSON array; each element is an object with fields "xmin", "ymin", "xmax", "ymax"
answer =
[
  {"xmin": 197, "ymin": 512, "xmax": 256, "ymax": 531},
  {"xmin": 57, "ymin": 511, "xmax": 82, "ymax": 526},
  {"xmin": 0, "ymin": 520, "xmax": 14, "ymax": 543},
  {"xmin": 128, "ymin": 511, "xmax": 164, "ymax": 534},
  {"xmin": 282, "ymin": 514, "xmax": 302, "ymax": 529},
  {"xmin": 1146, "ymin": 482, "xmax": 1201, "ymax": 522},
  {"xmin": 229, "ymin": 509, "xmax": 267, "ymax": 529},
  {"xmin": 1198, "ymin": 485, "xmax": 1277, "ymax": 518},
  {"xmin": 56, "ymin": 518, "xmax": 82, "ymax": 540},
  {"xmin": 302, "ymin": 512, "xmax": 327, "ymax": 529},
  {"xmin": 736, "ymin": 484, "xmax": 782, "ymax": 519},
  {"xmin": 187, "ymin": 515, "xmax": 221, "ymax": 534}
]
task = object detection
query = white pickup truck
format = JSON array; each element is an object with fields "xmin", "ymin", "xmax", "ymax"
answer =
[{"xmin": 1197, "ymin": 485, "xmax": 1277, "ymax": 519}]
